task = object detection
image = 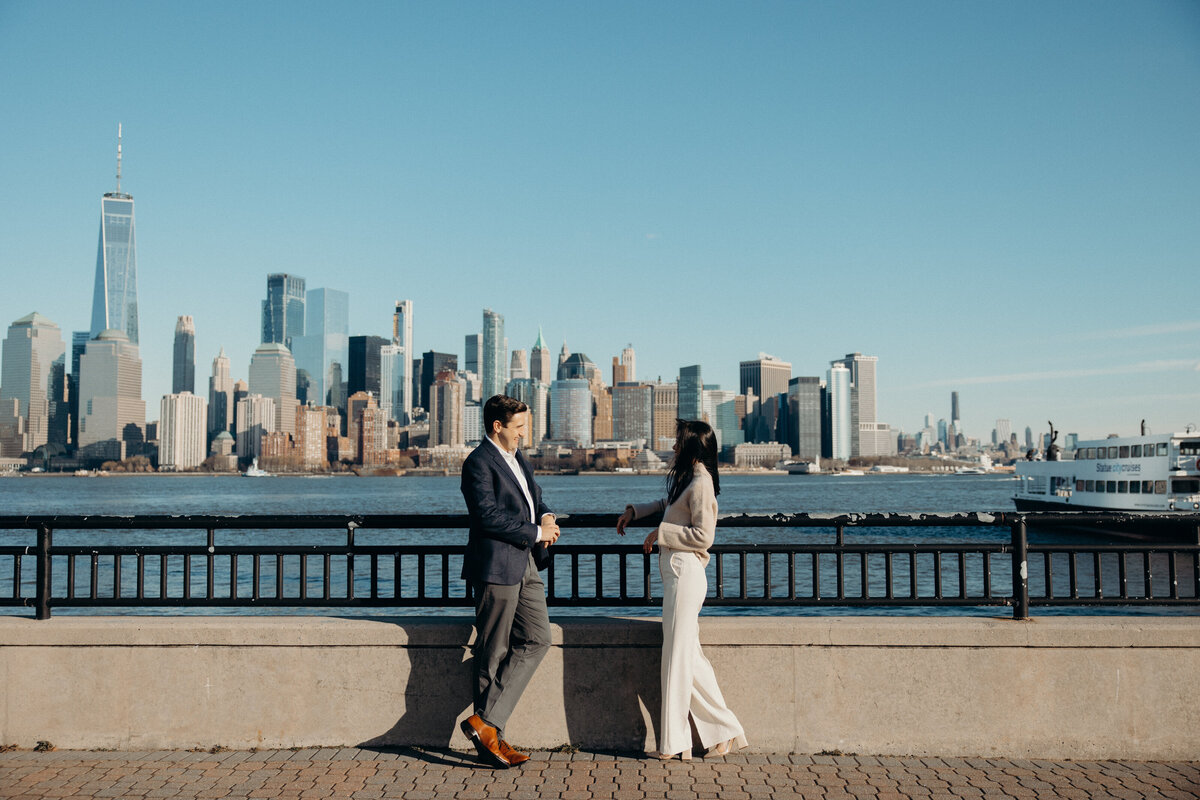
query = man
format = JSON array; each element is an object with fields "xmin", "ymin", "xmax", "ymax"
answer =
[{"xmin": 459, "ymin": 394, "xmax": 561, "ymax": 768}]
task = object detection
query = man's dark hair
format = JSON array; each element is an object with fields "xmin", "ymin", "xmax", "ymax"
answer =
[{"xmin": 483, "ymin": 394, "xmax": 528, "ymax": 432}]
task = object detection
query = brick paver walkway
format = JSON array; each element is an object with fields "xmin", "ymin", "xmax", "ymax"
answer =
[{"xmin": 1, "ymin": 748, "xmax": 1197, "ymax": 799}]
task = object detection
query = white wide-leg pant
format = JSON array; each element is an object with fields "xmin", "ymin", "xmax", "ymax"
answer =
[{"xmin": 657, "ymin": 548, "xmax": 748, "ymax": 756}]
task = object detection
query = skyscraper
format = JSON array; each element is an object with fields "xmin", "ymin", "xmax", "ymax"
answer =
[
  {"xmin": 159, "ymin": 392, "xmax": 207, "ymax": 471},
  {"xmin": 530, "ymin": 327, "xmax": 551, "ymax": 384},
  {"xmin": 379, "ymin": 344, "xmax": 408, "ymax": 424},
  {"xmin": 464, "ymin": 333, "xmax": 481, "ymax": 376},
  {"xmin": 290, "ymin": 287, "xmax": 349, "ymax": 409},
  {"xmin": 348, "ymin": 335, "xmax": 387, "ymax": 398},
  {"xmin": 834, "ymin": 352, "xmax": 879, "ymax": 457},
  {"xmin": 825, "ymin": 363, "xmax": 852, "ymax": 460},
  {"xmin": 482, "ymin": 309, "xmax": 506, "ymax": 400},
  {"xmin": 235, "ymin": 394, "xmax": 275, "ymax": 464},
  {"xmin": 391, "ymin": 299, "xmax": 414, "ymax": 422},
  {"xmin": 420, "ymin": 351, "xmax": 458, "ymax": 412},
  {"xmin": 621, "ymin": 345, "xmax": 636, "ymax": 383},
  {"xmin": 510, "ymin": 349, "xmax": 529, "ymax": 382},
  {"xmin": 77, "ymin": 329, "xmax": 146, "ymax": 461},
  {"xmin": 0, "ymin": 313, "xmax": 67, "ymax": 456},
  {"xmin": 678, "ymin": 365, "xmax": 703, "ymax": 421},
  {"xmin": 90, "ymin": 125, "xmax": 139, "ymax": 344},
  {"xmin": 207, "ymin": 347, "xmax": 233, "ymax": 441},
  {"xmin": 549, "ymin": 378, "xmax": 592, "ymax": 446},
  {"xmin": 172, "ymin": 315, "xmax": 195, "ymax": 394},
  {"xmin": 652, "ymin": 381, "xmax": 679, "ymax": 450},
  {"xmin": 740, "ymin": 354, "xmax": 791, "ymax": 403},
  {"xmin": 261, "ymin": 273, "xmax": 305, "ymax": 349},
  {"xmin": 248, "ymin": 343, "xmax": 298, "ymax": 436},
  {"xmin": 612, "ymin": 382, "xmax": 653, "ymax": 443},
  {"xmin": 787, "ymin": 377, "xmax": 823, "ymax": 461},
  {"xmin": 429, "ymin": 369, "xmax": 465, "ymax": 447}
]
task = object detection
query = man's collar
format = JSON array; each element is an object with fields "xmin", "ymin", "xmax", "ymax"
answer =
[{"xmin": 486, "ymin": 434, "xmax": 516, "ymax": 459}]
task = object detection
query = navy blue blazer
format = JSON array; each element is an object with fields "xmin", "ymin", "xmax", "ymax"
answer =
[{"xmin": 460, "ymin": 439, "xmax": 553, "ymax": 585}]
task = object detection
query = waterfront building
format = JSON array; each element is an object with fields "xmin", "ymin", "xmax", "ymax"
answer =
[
  {"xmin": 158, "ymin": 392, "xmax": 207, "ymax": 471},
  {"xmin": 530, "ymin": 328, "xmax": 552, "ymax": 384},
  {"xmin": 733, "ymin": 442, "xmax": 791, "ymax": 469},
  {"xmin": 209, "ymin": 430, "xmax": 237, "ymax": 471},
  {"xmin": 248, "ymin": 343, "xmax": 298, "ymax": 436},
  {"xmin": 505, "ymin": 377, "xmax": 548, "ymax": 447},
  {"xmin": 788, "ymin": 377, "xmax": 823, "ymax": 461},
  {"xmin": 678, "ymin": 365, "xmax": 703, "ymax": 421},
  {"xmin": 67, "ymin": 331, "xmax": 89, "ymax": 449},
  {"xmin": 359, "ymin": 405, "xmax": 388, "ymax": 468},
  {"xmin": 593, "ymin": 386, "xmax": 613, "ymax": 443},
  {"xmin": 464, "ymin": 333, "xmax": 481, "ymax": 376},
  {"xmin": 379, "ymin": 344, "xmax": 409, "ymax": 424},
  {"xmin": 419, "ymin": 351, "xmax": 457, "ymax": 411},
  {"xmin": 612, "ymin": 357, "xmax": 629, "ymax": 386},
  {"xmin": 825, "ymin": 363, "xmax": 852, "ymax": 460},
  {"xmin": 348, "ymin": 335, "xmax": 386, "ymax": 399},
  {"xmin": 77, "ymin": 330, "xmax": 145, "ymax": 461},
  {"xmin": 261, "ymin": 273, "xmax": 305, "ymax": 350},
  {"xmin": 390, "ymin": 300, "xmax": 413, "ymax": 422},
  {"xmin": 482, "ymin": 309, "xmax": 506, "ymax": 401},
  {"xmin": 235, "ymin": 394, "xmax": 275, "ymax": 463},
  {"xmin": 290, "ymin": 288, "xmax": 349, "ymax": 410},
  {"xmin": 740, "ymin": 354, "xmax": 791, "ymax": 406},
  {"xmin": 652, "ymin": 381, "xmax": 679, "ymax": 449},
  {"xmin": 621, "ymin": 345, "xmax": 636, "ymax": 382},
  {"xmin": 612, "ymin": 382, "xmax": 653, "ymax": 444},
  {"xmin": 833, "ymin": 352, "xmax": 879, "ymax": 457},
  {"xmin": 232, "ymin": 379, "xmax": 248, "ymax": 438},
  {"xmin": 0, "ymin": 313, "xmax": 67, "ymax": 456},
  {"xmin": 510, "ymin": 349, "xmax": 528, "ymax": 382},
  {"xmin": 860, "ymin": 422, "xmax": 896, "ymax": 456},
  {"xmin": 346, "ymin": 391, "xmax": 375, "ymax": 462},
  {"xmin": 995, "ymin": 418, "xmax": 1013, "ymax": 448},
  {"xmin": 294, "ymin": 405, "xmax": 328, "ymax": 471},
  {"xmin": 703, "ymin": 388, "xmax": 742, "ymax": 453},
  {"xmin": 429, "ymin": 369, "xmax": 465, "ymax": 447},
  {"xmin": 90, "ymin": 126, "xmax": 139, "ymax": 345},
  {"xmin": 463, "ymin": 402, "xmax": 482, "ymax": 444},
  {"xmin": 951, "ymin": 391, "xmax": 961, "ymax": 428},
  {"xmin": 172, "ymin": 316, "xmax": 195, "ymax": 394},
  {"xmin": 549, "ymin": 378, "xmax": 592, "ymax": 447},
  {"xmin": 459, "ymin": 370, "xmax": 482, "ymax": 404}
]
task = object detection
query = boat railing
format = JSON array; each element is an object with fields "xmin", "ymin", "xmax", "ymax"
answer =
[{"xmin": 1, "ymin": 512, "xmax": 1198, "ymax": 620}]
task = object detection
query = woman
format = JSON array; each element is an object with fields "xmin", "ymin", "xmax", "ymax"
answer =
[{"xmin": 617, "ymin": 419, "xmax": 747, "ymax": 761}]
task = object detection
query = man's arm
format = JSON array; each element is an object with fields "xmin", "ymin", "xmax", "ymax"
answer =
[{"xmin": 461, "ymin": 453, "xmax": 539, "ymax": 549}]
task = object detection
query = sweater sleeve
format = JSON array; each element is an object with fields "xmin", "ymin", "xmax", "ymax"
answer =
[
  {"xmin": 656, "ymin": 473, "xmax": 717, "ymax": 553},
  {"xmin": 628, "ymin": 498, "xmax": 666, "ymax": 520}
]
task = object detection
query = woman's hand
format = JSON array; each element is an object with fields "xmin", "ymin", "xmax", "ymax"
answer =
[
  {"xmin": 617, "ymin": 507, "xmax": 634, "ymax": 536},
  {"xmin": 642, "ymin": 528, "xmax": 658, "ymax": 554}
]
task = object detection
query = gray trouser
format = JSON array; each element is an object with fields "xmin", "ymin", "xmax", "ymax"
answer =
[{"xmin": 471, "ymin": 554, "xmax": 551, "ymax": 734}]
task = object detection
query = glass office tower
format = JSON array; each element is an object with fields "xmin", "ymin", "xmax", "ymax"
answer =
[{"xmin": 90, "ymin": 199, "xmax": 138, "ymax": 342}]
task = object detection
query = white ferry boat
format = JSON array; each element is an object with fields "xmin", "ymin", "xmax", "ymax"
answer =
[{"xmin": 1013, "ymin": 427, "xmax": 1200, "ymax": 518}]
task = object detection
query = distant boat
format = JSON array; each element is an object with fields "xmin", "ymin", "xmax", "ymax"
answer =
[
  {"xmin": 955, "ymin": 453, "xmax": 994, "ymax": 475},
  {"xmin": 244, "ymin": 458, "xmax": 270, "ymax": 478}
]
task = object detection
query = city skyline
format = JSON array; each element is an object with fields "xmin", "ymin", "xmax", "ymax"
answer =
[{"xmin": 1, "ymin": 2, "xmax": 1198, "ymax": 441}]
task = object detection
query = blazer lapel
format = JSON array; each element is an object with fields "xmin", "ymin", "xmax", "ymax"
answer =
[{"xmin": 483, "ymin": 440, "xmax": 533, "ymax": 516}]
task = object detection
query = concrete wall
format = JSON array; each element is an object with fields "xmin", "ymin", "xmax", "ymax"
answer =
[{"xmin": 1, "ymin": 616, "xmax": 1197, "ymax": 760}]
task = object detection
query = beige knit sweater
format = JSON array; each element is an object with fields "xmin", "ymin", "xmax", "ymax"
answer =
[{"xmin": 628, "ymin": 464, "xmax": 718, "ymax": 567}]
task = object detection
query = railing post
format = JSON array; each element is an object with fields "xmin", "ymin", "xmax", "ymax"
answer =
[
  {"xmin": 1011, "ymin": 517, "xmax": 1029, "ymax": 620},
  {"xmin": 35, "ymin": 523, "xmax": 52, "ymax": 620}
]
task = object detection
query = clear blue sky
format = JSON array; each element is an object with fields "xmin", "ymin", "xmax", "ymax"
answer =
[{"xmin": 1, "ymin": 1, "xmax": 1197, "ymax": 442}]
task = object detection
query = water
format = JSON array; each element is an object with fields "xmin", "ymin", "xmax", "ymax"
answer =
[{"xmin": 0, "ymin": 472, "xmax": 1192, "ymax": 617}]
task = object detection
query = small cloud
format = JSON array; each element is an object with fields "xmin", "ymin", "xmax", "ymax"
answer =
[{"xmin": 644, "ymin": 233, "xmax": 660, "ymax": 240}]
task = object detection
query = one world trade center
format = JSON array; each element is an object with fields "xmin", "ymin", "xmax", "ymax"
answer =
[{"xmin": 90, "ymin": 124, "xmax": 138, "ymax": 344}]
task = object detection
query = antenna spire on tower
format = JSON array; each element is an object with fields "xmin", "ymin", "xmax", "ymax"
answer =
[{"xmin": 116, "ymin": 123, "xmax": 123, "ymax": 194}]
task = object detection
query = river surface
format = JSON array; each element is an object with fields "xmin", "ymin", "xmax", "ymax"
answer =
[{"xmin": 0, "ymin": 472, "xmax": 1192, "ymax": 617}]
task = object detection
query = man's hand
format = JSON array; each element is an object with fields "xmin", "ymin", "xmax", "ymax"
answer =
[{"xmin": 541, "ymin": 515, "xmax": 561, "ymax": 546}]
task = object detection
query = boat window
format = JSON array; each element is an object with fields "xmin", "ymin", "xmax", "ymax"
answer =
[
  {"xmin": 1095, "ymin": 481, "xmax": 1105, "ymax": 493},
  {"xmin": 1157, "ymin": 443, "xmax": 1168, "ymax": 456},
  {"xmin": 1143, "ymin": 480, "xmax": 1155, "ymax": 494},
  {"xmin": 1180, "ymin": 441, "xmax": 1200, "ymax": 456},
  {"xmin": 1173, "ymin": 479, "xmax": 1200, "ymax": 494},
  {"xmin": 1108, "ymin": 446, "xmax": 1118, "ymax": 458},
  {"xmin": 1129, "ymin": 481, "xmax": 1141, "ymax": 494},
  {"xmin": 1117, "ymin": 481, "xmax": 1128, "ymax": 493},
  {"xmin": 1075, "ymin": 480, "xmax": 1085, "ymax": 492},
  {"xmin": 1085, "ymin": 480, "xmax": 1095, "ymax": 491},
  {"xmin": 1131, "ymin": 445, "xmax": 1141, "ymax": 457},
  {"xmin": 1083, "ymin": 447, "xmax": 1093, "ymax": 459},
  {"xmin": 1155, "ymin": 481, "xmax": 1167, "ymax": 494},
  {"xmin": 1107, "ymin": 480, "xmax": 1117, "ymax": 492},
  {"xmin": 1119, "ymin": 446, "xmax": 1129, "ymax": 458}
]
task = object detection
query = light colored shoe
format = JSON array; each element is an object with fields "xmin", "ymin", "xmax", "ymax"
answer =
[
  {"xmin": 706, "ymin": 738, "xmax": 737, "ymax": 758},
  {"xmin": 655, "ymin": 751, "xmax": 691, "ymax": 761}
]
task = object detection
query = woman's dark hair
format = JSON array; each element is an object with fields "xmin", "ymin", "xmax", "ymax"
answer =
[{"xmin": 666, "ymin": 418, "xmax": 721, "ymax": 504}]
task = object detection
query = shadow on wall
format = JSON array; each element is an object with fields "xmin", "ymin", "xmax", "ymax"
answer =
[
  {"xmin": 358, "ymin": 617, "xmax": 664, "ymax": 752},
  {"xmin": 358, "ymin": 619, "xmax": 475, "ymax": 748},
  {"xmin": 560, "ymin": 618, "xmax": 663, "ymax": 751}
]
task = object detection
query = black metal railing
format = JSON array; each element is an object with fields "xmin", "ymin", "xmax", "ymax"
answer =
[{"xmin": 1, "ymin": 512, "xmax": 1198, "ymax": 620}]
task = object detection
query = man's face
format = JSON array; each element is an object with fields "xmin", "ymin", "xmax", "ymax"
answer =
[{"xmin": 493, "ymin": 413, "xmax": 526, "ymax": 453}]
